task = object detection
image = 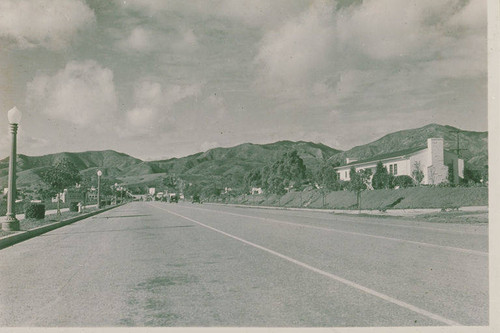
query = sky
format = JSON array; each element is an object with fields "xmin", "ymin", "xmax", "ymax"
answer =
[{"xmin": 0, "ymin": 0, "xmax": 488, "ymax": 161}]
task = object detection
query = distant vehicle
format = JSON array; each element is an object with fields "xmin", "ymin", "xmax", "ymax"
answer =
[{"xmin": 192, "ymin": 194, "xmax": 201, "ymax": 203}]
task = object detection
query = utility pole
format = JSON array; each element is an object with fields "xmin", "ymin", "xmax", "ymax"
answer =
[{"xmin": 452, "ymin": 129, "xmax": 468, "ymax": 157}]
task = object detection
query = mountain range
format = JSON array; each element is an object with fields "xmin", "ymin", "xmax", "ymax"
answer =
[{"xmin": 0, "ymin": 124, "xmax": 488, "ymax": 191}]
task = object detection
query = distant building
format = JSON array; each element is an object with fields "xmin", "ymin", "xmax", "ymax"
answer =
[
  {"xmin": 52, "ymin": 188, "xmax": 84, "ymax": 203},
  {"xmin": 334, "ymin": 138, "xmax": 464, "ymax": 185},
  {"xmin": 52, "ymin": 189, "xmax": 68, "ymax": 203},
  {"xmin": 148, "ymin": 187, "xmax": 156, "ymax": 196},
  {"xmin": 251, "ymin": 187, "xmax": 263, "ymax": 195},
  {"xmin": 87, "ymin": 187, "xmax": 98, "ymax": 202}
]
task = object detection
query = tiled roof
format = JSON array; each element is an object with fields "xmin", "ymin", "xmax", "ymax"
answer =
[{"xmin": 336, "ymin": 146, "xmax": 426, "ymax": 168}]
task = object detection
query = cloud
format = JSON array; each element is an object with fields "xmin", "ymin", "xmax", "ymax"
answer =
[
  {"xmin": 125, "ymin": 106, "xmax": 156, "ymax": 129},
  {"xmin": 115, "ymin": 24, "xmax": 198, "ymax": 55},
  {"xmin": 337, "ymin": 0, "xmax": 485, "ymax": 60},
  {"xmin": 26, "ymin": 60, "xmax": 118, "ymax": 127},
  {"xmin": 212, "ymin": 0, "xmax": 306, "ymax": 28},
  {"xmin": 447, "ymin": 0, "xmax": 486, "ymax": 31},
  {"xmin": 0, "ymin": 0, "xmax": 95, "ymax": 50},
  {"xmin": 118, "ymin": 26, "xmax": 154, "ymax": 52},
  {"xmin": 117, "ymin": 0, "xmax": 305, "ymax": 28},
  {"xmin": 253, "ymin": 0, "xmax": 485, "ymax": 118},
  {"xmin": 173, "ymin": 29, "xmax": 199, "ymax": 52},
  {"xmin": 124, "ymin": 80, "xmax": 202, "ymax": 134},
  {"xmin": 255, "ymin": 2, "xmax": 336, "ymax": 92}
]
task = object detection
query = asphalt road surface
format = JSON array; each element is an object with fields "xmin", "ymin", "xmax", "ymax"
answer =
[{"xmin": 0, "ymin": 201, "xmax": 488, "ymax": 327}]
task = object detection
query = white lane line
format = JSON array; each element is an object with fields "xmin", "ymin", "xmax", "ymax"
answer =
[
  {"xmin": 180, "ymin": 205, "xmax": 488, "ymax": 257},
  {"xmin": 149, "ymin": 203, "xmax": 462, "ymax": 326}
]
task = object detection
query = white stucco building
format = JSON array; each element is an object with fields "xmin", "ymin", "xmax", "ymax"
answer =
[
  {"xmin": 251, "ymin": 187, "xmax": 263, "ymax": 195},
  {"xmin": 334, "ymin": 138, "xmax": 464, "ymax": 185}
]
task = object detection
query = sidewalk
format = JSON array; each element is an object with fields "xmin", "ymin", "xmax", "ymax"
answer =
[
  {"xmin": 12, "ymin": 204, "xmax": 98, "ymax": 221},
  {"xmin": 0, "ymin": 204, "xmax": 121, "ymax": 250},
  {"xmin": 205, "ymin": 202, "xmax": 488, "ymax": 217}
]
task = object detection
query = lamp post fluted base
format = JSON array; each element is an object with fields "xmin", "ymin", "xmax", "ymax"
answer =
[{"xmin": 2, "ymin": 216, "xmax": 20, "ymax": 231}]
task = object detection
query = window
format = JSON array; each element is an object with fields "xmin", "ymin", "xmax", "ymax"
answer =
[
  {"xmin": 394, "ymin": 164, "xmax": 398, "ymax": 175},
  {"xmin": 389, "ymin": 165, "xmax": 393, "ymax": 174}
]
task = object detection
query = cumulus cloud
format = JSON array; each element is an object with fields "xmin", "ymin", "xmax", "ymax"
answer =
[
  {"xmin": 118, "ymin": 27, "xmax": 154, "ymax": 52},
  {"xmin": 116, "ymin": 24, "xmax": 198, "ymax": 55},
  {"xmin": 255, "ymin": 2, "xmax": 336, "ymax": 92},
  {"xmin": 26, "ymin": 60, "xmax": 118, "ymax": 127},
  {"xmin": 337, "ymin": 0, "xmax": 485, "ymax": 60},
  {"xmin": 254, "ymin": 0, "xmax": 485, "ymax": 113},
  {"xmin": 0, "ymin": 0, "xmax": 95, "ymax": 50},
  {"xmin": 125, "ymin": 80, "xmax": 202, "ymax": 134}
]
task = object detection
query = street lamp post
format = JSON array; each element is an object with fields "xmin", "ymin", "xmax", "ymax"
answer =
[
  {"xmin": 3, "ymin": 107, "xmax": 22, "ymax": 231},
  {"xmin": 97, "ymin": 170, "xmax": 102, "ymax": 208}
]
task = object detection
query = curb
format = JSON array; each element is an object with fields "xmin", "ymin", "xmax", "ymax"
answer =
[{"xmin": 0, "ymin": 204, "xmax": 124, "ymax": 250}]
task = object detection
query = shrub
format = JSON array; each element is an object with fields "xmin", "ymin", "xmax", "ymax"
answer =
[
  {"xmin": 25, "ymin": 203, "xmax": 45, "ymax": 219},
  {"xmin": 372, "ymin": 161, "xmax": 392, "ymax": 189},
  {"xmin": 69, "ymin": 202, "xmax": 79, "ymax": 212},
  {"xmin": 392, "ymin": 175, "xmax": 415, "ymax": 188}
]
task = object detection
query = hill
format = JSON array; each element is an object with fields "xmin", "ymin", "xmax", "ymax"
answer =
[
  {"xmin": 0, "ymin": 123, "xmax": 488, "ymax": 193},
  {"xmin": 329, "ymin": 124, "xmax": 487, "ymax": 169},
  {"xmin": 0, "ymin": 150, "xmax": 143, "ymax": 189},
  {"xmin": 0, "ymin": 142, "xmax": 342, "ymax": 190},
  {"xmin": 148, "ymin": 141, "xmax": 340, "ymax": 174},
  {"xmin": 134, "ymin": 141, "xmax": 342, "ymax": 189}
]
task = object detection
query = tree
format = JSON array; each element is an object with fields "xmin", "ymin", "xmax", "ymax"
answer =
[
  {"xmin": 262, "ymin": 150, "xmax": 307, "ymax": 194},
  {"xmin": 163, "ymin": 174, "xmax": 178, "ymax": 191},
  {"xmin": 281, "ymin": 150, "xmax": 306, "ymax": 186},
  {"xmin": 447, "ymin": 162, "xmax": 455, "ymax": 185},
  {"xmin": 315, "ymin": 162, "xmax": 340, "ymax": 191},
  {"xmin": 244, "ymin": 169, "xmax": 262, "ymax": 190},
  {"xmin": 184, "ymin": 182, "xmax": 202, "ymax": 199},
  {"xmin": 392, "ymin": 175, "xmax": 414, "ymax": 188},
  {"xmin": 40, "ymin": 159, "xmax": 81, "ymax": 218},
  {"xmin": 371, "ymin": 161, "xmax": 391, "ymax": 189},
  {"xmin": 411, "ymin": 161, "xmax": 424, "ymax": 185},
  {"xmin": 348, "ymin": 167, "xmax": 372, "ymax": 210}
]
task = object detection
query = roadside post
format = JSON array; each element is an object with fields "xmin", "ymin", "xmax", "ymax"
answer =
[
  {"xmin": 2, "ymin": 107, "xmax": 22, "ymax": 231},
  {"xmin": 97, "ymin": 170, "xmax": 102, "ymax": 208}
]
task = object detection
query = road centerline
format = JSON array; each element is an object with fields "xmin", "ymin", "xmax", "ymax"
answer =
[
  {"xmin": 148, "ymin": 203, "xmax": 462, "ymax": 326},
  {"xmin": 179, "ymin": 204, "xmax": 487, "ymax": 257}
]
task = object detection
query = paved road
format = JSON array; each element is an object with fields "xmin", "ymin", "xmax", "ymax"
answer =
[{"xmin": 0, "ymin": 202, "xmax": 488, "ymax": 327}]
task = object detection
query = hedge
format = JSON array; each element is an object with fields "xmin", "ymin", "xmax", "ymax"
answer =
[
  {"xmin": 69, "ymin": 202, "xmax": 79, "ymax": 212},
  {"xmin": 24, "ymin": 203, "xmax": 46, "ymax": 219}
]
